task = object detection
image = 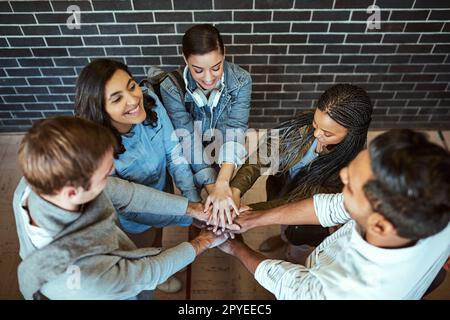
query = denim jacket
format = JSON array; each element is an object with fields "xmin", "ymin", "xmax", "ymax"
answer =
[
  {"xmin": 160, "ymin": 60, "xmax": 251, "ymax": 187},
  {"xmin": 114, "ymin": 90, "xmax": 201, "ymax": 202}
]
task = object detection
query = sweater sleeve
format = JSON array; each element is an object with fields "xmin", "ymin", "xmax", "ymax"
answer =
[
  {"xmin": 105, "ymin": 176, "xmax": 188, "ymax": 216},
  {"xmin": 40, "ymin": 242, "xmax": 196, "ymax": 300}
]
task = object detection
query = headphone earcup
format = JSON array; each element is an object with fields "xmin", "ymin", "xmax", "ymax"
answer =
[
  {"xmin": 207, "ymin": 89, "xmax": 222, "ymax": 108},
  {"xmin": 191, "ymin": 88, "xmax": 208, "ymax": 107}
]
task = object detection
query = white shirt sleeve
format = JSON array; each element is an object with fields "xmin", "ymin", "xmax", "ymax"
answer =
[
  {"xmin": 254, "ymin": 259, "xmax": 326, "ymax": 300},
  {"xmin": 313, "ymin": 193, "xmax": 351, "ymax": 227}
]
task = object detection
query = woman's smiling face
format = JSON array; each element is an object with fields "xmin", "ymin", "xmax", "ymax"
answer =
[
  {"xmin": 184, "ymin": 49, "xmax": 225, "ymax": 90},
  {"xmin": 104, "ymin": 69, "xmax": 146, "ymax": 133},
  {"xmin": 312, "ymin": 108, "xmax": 348, "ymax": 147}
]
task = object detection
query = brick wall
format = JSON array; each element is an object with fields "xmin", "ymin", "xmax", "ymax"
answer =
[{"xmin": 0, "ymin": 0, "xmax": 449, "ymax": 132}]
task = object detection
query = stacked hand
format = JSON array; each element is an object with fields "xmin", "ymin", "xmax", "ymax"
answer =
[
  {"xmin": 188, "ymin": 185, "xmax": 257, "ymax": 239},
  {"xmin": 186, "ymin": 202, "xmax": 207, "ymax": 221},
  {"xmin": 204, "ymin": 182, "xmax": 240, "ymax": 232},
  {"xmin": 190, "ymin": 229, "xmax": 231, "ymax": 256}
]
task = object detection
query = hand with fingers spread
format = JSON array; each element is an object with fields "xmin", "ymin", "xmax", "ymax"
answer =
[{"xmin": 204, "ymin": 181, "xmax": 240, "ymax": 232}]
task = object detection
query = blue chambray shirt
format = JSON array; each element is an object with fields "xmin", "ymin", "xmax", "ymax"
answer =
[
  {"xmin": 160, "ymin": 60, "xmax": 252, "ymax": 187},
  {"xmin": 288, "ymin": 139, "xmax": 319, "ymax": 180},
  {"xmin": 114, "ymin": 90, "xmax": 201, "ymax": 203}
]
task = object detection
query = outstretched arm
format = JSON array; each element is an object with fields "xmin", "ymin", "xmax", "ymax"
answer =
[
  {"xmin": 233, "ymin": 197, "xmax": 319, "ymax": 234},
  {"xmin": 219, "ymin": 238, "xmax": 327, "ymax": 300},
  {"xmin": 204, "ymin": 163, "xmax": 239, "ymax": 231},
  {"xmin": 219, "ymin": 239, "xmax": 266, "ymax": 274}
]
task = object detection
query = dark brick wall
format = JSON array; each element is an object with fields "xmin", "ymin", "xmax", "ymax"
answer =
[{"xmin": 1, "ymin": 0, "xmax": 450, "ymax": 131}]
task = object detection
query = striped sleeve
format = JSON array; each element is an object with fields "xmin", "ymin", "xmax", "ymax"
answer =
[
  {"xmin": 254, "ymin": 259, "xmax": 326, "ymax": 300},
  {"xmin": 313, "ymin": 193, "xmax": 351, "ymax": 227}
]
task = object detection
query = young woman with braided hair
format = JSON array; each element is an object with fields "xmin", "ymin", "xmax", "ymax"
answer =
[{"xmin": 230, "ymin": 84, "xmax": 373, "ymax": 261}]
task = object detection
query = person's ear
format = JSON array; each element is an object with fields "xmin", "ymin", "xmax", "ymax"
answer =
[
  {"xmin": 61, "ymin": 185, "xmax": 78, "ymax": 200},
  {"xmin": 183, "ymin": 55, "xmax": 188, "ymax": 66},
  {"xmin": 367, "ymin": 213, "xmax": 395, "ymax": 236}
]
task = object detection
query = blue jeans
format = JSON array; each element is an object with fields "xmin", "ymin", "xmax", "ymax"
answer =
[
  {"xmin": 118, "ymin": 211, "xmax": 193, "ymax": 234},
  {"xmin": 126, "ymin": 290, "xmax": 155, "ymax": 300}
]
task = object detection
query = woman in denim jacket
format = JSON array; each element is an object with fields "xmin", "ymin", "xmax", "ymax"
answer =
[
  {"xmin": 75, "ymin": 59, "xmax": 204, "ymax": 292},
  {"xmin": 160, "ymin": 24, "xmax": 252, "ymax": 230}
]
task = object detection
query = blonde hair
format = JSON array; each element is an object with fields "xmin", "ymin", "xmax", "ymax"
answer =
[{"xmin": 18, "ymin": 116, "xmax": 116, "ymax": 195}]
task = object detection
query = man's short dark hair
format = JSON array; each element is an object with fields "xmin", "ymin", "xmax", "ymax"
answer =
[{"xmin": 364, "ymin": 129, "xmax": 450, "ymax": 240}]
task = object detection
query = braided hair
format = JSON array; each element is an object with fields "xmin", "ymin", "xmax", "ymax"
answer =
[{"xmin": 277, "ymin": 83, "xmax": 373, "ymax": 200}]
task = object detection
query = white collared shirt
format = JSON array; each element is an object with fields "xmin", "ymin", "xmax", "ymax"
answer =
[
  {"xmin": 255, "ymin": 193, "xmax": 450, "ymax": 300},
  {"xmin": 19, "ymin": 187, "xmax": 53, "ymax": 249}
]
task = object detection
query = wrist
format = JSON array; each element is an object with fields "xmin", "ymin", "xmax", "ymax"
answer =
[
  {"xmin": 231, "ymin": 187, "xmax": 241, "ymax": 197},
  {"xmin": 186, "ymin": 202, "xmax": 198, "ymax": 217},
  {"xmin": 215, "ymin": 180, "xmax": 229, "ymax": 189},
  {"xmin": 229, "ymin": 240, "xmax": 245, "ymax": 256},
  {"xmin": 186, "ymin": 202, "xmax": 192, "ymax": 216},
  {"xmin": 248, "ymin": 210, "xmax": 265, "ymax": 229},
  {"xmin": 190, "ymin": 237, "xmax": 211, "ymax": 256},
  {"xmin": 205, "ymin": 183, "xmax": 215, "ymax": 194}
]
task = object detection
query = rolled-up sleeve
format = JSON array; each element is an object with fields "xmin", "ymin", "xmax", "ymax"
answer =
[
  {"xmin": 153, "ymin": 97, "xmax": 201, "ymax": 203},
  {"xmin": 160, "ymin": 78, "xmax": 217, "ymax": 187},
  {"xmin": 218, "ymin": 71, "xmax": 251, "ymax": 167},
  {"xmin": 313, "ymin": 193, "xmax": 351, "ymax": 227},
  {"xmin": 193, "ymin": 167, "xmax": 218, "ymax": 187},
  {"xmin": 254, "ymin": 259, "xmax": 326, "ymax": 300}
]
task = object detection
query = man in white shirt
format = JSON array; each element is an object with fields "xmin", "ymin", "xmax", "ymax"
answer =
[{"xmin": 219, "ymin": 129, "xmax": 450, "ymax": 299}]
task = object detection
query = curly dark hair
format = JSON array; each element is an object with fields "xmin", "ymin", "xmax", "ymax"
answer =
[
  {"xmin": 364, "ymin": 129, "xmax": 450, "ymax": 240},
  {"xmin": 74, "ymin": 58, "xmax": 158, "ymax": 157}
]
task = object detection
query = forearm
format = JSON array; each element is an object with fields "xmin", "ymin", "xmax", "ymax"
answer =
[
  {"xmin": 231, "ymin": 187, "xmax": 241, "ymax": 200},
  {"xmin": 205, "ymin": 183, "xmax": 215, "ymax": 194},
  {"xmin": 169, "ymin": 158, "xmax": 201, "ymax": 202},
  {"xmin": 216, "ymin": 162, "xmax": 235, "ymax": 186},
  {"xmin": 189, "ymin": 237, "xmax": 211, "ymax": 256},
  {"xmin": 229, "ymin": 163, "xmax": 263, "ymax": 196},
  {"xmin": 253, "ymin": 198, "xmax": 320, "ymax": 228},
  {"xmin": 231, "ymin": 241, "xmax": 266, "ymax": 275},
  {"xmin": 106, "ymin": 176, "xmax": 188, "ymax": 216}
]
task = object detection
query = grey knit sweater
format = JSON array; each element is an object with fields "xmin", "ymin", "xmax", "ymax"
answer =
[{"xmin": 13, "ymin": 176, "xmax": 196, "ymax": 300}]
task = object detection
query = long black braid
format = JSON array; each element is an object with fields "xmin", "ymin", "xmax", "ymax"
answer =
[{"xmin": 277, "ymin": 83, "xmax": 373, "ymax": 200}]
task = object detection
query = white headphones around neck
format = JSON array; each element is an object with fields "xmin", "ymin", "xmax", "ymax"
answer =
[{"xmin": 183, "ymin": 66, "xmax": 225, "ymax": 109}]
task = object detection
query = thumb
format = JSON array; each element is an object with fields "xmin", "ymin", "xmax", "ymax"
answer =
[
  {"xmin": 226, "ymin": 223, "xmax": 241, "ymax": 231},
  {"xmin": 239, "ymin": 205, "xmax": 251, "ymax": 213}
]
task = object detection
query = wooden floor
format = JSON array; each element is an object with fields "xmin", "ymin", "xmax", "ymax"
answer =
[{"xmin": 0, "ymin": 131, "xmax": 449, "ymax": 300}]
